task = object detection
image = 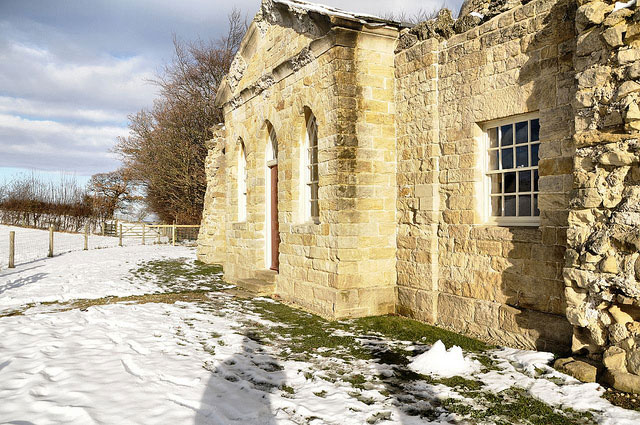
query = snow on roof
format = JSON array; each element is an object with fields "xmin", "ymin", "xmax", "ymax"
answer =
[{"xmin": 272, "ymin": 0, "xmax": 406, "ymax": 27}]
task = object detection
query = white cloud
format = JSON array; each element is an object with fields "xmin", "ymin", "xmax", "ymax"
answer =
[
  {"xmin": 0, "ymin": 40, "xmax": 157, "ymax": 114},
  {"xmin": 0, "ymin": 0, "xmax": 463, "ymax": 178},
  {"xmin": 0, "ymin": 113, "xmax": 125, "ymax": 173},
  {"xmin": 0, "ymin": 96, "xmax": 124, "ymax": 123}
]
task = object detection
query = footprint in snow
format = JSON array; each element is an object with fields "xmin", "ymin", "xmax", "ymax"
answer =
[
  {"xmin": 29, "ymin": 385, "xmax": 50, "ymax": 398},
  {"xmin": 128, "ymin": 340, "xmax": 150, "ymax": 355},
  {"xmin": 107, "ymin": 333, "xmax": 123, "ymax": 345},
  {"xmin": 159, "ymin": 373, "xmax": 200, "ymax": 387},
  {"xmin": 40, "ymin": 367, "xmax": 68, "ymax": 382},
  {"xmin": 121, "ymin": 356, "xmax": 147, "ymax": 380}
]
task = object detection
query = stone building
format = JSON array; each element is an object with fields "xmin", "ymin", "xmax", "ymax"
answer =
[{"xmin": 198, "ymin": 0, "xmax": 640, "ymax": 390}]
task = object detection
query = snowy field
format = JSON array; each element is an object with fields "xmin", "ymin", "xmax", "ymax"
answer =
[
  {"xmin": 0, "ymin": 246, "xmax": 639, "ymax": 424},
  {"xmin": 0, "ymin": 224, "xmax": 140, "ymax": 269}
]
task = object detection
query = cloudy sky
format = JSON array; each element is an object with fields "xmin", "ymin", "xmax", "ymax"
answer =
[{"xmin": 0, "ymin": 0, "xmax": 462, "ymax": 183}]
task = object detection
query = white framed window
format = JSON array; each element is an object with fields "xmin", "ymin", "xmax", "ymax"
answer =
[
  {"xmin": 237, "ymin": 140, "xmax": 247, "ymax": 222},
  {"xmin": 484, "ymin": 113, "xmax": 540, "ymax": 226},
  {"xmin": 303, "ymin": 109, "xmax": 319, "ymax": 223}
]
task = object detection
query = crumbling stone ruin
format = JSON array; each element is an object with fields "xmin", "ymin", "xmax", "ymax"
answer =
[
  {"xmin": 197, "ymin": 0, "xmax": 640, "ymax": 392},
  {"xmin": 562, "ymin": 0, "xmax": 640, "ymax": 393}
]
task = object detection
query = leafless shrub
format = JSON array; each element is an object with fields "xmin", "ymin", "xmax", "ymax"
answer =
[
  {"xmin": 116, "ymin": 9, "xmax": 247, "ymax": 224},
  {"xmin": 0, "ymin": 173, "xmax": 94, "ymax": 231}
]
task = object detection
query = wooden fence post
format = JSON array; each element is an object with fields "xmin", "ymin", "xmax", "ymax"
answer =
[
  {"xmin": 9, "ymin": 231, "xmax": 15, "ymax": 268},
  {"xmin": 157, "ymin": 226, "xmax": 161, "ymax": 244},
  {"xmin": 84, "ymin": 223, "xmax": 89, "ymax": 250},
  {"xmin": 119, "ymin": 224, "xmax": 123, "ymax": 247},
  {"xmin": 48, "ymin": 226, "xmax": 54, "ymax": 257},
  {"xmin": 142, "ymin": 224, "xmax": 146, "ymax": 245},
  {"xmin": 102, "ymin": 222, "xmax": 105, "ymax": 236},
  {"xmin": 172, "ymin": 224, "xmax": 176, "ymax": 246}
]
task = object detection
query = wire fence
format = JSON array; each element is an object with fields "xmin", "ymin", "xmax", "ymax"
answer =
[{"xmin": 0, "ymin": 223, "xmax": 201, "ymax": 271}]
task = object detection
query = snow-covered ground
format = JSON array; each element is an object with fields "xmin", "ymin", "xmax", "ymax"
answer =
[
  {"xmin": 0, "ymin": 245, "xmax": 639, "ymax": 424},
  {"xmin": 0, "ymin": 244, "xmax": 194, "ymax": 313},
  {"xmin": 0, "ymin": 224, "xmax": 145, "ymax": 269}
]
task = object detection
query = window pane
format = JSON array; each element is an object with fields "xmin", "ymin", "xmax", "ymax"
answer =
[
  {"xmin": 533, "ymin": 194, "xmax": 540, "ymax": 216},
  {"xmin": 491, "ymin": 174, "xmax": 502, "ymax": 194},
  {"xmin": 488, "ymin": 150, "xmax": 499, "ymax": 170},
  {"xmin": 504, "ymin": 172, "xmax": 516, "ymax": 193},
  {"xmin": 311, "ymin": 183, "xmax": 319, "ymax": 219},
  {"xmin": 531, "ymin": 119, "xmax": 540, "ymax": 141},
  {"xmin": 516, "ymin": 146, "xmax": 528, "ymax": 168},
  {"xmin": 531, "ymin": 143, "xmax": 540, "ymax": 166},
  {"xmin": 488, "ymin": 127, "xmax": 498, "ymax": 148},
  {"xmin": 515, "ymin": 121, "xmax": 528, "ymax": 143},
  {"xmin": 519, "ymin": 195, "xmax": 531, "ymax": 216},
  {"xmin": 491, "ymin": 196, "xmax": 502, "ymax": 217},
  {"xmin": 500, "ymin": 124, "xmax": 513, "ymax": 146},
  {"xmin": 505, "ymin": 195, "xmax": 516, "ymax": 216},
  {"xmin": 533, "ymin": 169, "xmax": 539, "ymax": 192},
  {"xmin": 501, "ymin": 148, "xmax": 513, "ymax": 169},
  {"xmin": 518, "ymin": 170, "xmax": 532, "ymax": 192}
]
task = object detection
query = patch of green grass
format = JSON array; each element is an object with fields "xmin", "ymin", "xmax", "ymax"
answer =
[
  {"xmin": 2, "ymin": 290, "xmax": 215, "ymax": 317},
  {"xmin": 442, "ymin": 388, "xmax": 597, "ymax": 425},
  {"xmin": 603, "ymin": 390, "xmax": 640, "ymax": 412},
  {"xmin": 349, "ymin": 391, "xmax": 376, "ymax": 405},
  {"xmin": 280, "ymin": 384, "xmax": 295, "ymax": 394},
  {"xmin": 314, "ymin": 390, "xmax": 328, "ymax": 398},
  {"xmin": 249, "ymin": 300, "xmax": 369, "ymax": 360},
  {"xmin": 353, "ymin": 315, "xmax": 490, "ymax": 353},
  {"xmin": 344, "ymin": 373, "xmax": 367, "ymax": 389},
  {"xmin": 435, "ymin": 376, "xmax": 483, "ymax": 391},
  {"xmin": 129, "ymin": 258, "xmax": 223, "ymax": 291}
]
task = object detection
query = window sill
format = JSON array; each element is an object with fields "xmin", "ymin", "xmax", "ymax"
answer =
[
  {"xmin": 486, "ymin": 217, "xmax": 540, "ymax": 227},
  {"xmin": 291, "ymin": 220, "xmax": 320, "ymax": 233}
]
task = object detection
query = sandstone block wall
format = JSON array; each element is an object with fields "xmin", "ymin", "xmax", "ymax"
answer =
[
  {"xmin": 208, "ymin": 1, "xmax": 399, "ymax": 319},
  {"xmin": 564, "ymin": 0, "xmax": 640, "ymax": 385},
  {"xmin": 197, "ymin": 125, "xmax": 227, "ymax": 264},
  {"xmin": 395, "ymin": 0, "xmax": 576, "ymax": 351}
]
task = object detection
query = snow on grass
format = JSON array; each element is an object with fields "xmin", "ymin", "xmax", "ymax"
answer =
[
  {"xmin": 0, "ymin": 243, "xmax": 195, "ymax": 313},
  {"xmin": 1, "ymin": 247, "xmax": 639, "ymax": 424},
  {"xmin": 480, "ymin": 348, "xmax": 640, "ymax": 424}
]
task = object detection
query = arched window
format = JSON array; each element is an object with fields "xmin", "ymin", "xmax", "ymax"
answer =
[
  {"xmin": 267, "ymin": 122, "xmax": 278, "ymax": 163},
  {"xmin": 303, "ymin": 108, "xmax": 319, "ymax": 222},
  {"xmin": 238, "ymin": 140, "xmax": 247, "ymax": 222}
]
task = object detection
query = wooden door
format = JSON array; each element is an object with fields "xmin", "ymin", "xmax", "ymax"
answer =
[{"xmin": 270, "ymin": 165, "xmax": 280, "ymax": 271}]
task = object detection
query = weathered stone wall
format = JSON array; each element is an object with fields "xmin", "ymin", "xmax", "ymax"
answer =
[
  {"xmin": 210, "ymin": 1, "xmax": 399, "ymax": 319},
  {"xmin": 197, "ymin": 125, "xmax": 227, "ymax": 264},
  {"xmin": 395, "ymin": 0, "xmax": 576, "ymax": 351},
  {"xmin": 564, "ymin": 0, "xmax": 640, "ymax": 390},
  {"xmin": 198, "ymin": 0, "xmax": 640, "ymax": 371}
]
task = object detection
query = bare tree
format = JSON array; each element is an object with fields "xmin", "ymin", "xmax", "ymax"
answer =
[
  {"xmin": 0, "ymin": 172, "xmax": 97, "ymax": 231},
  {"xmin": 379, "ymin": 3, "xmax": 447, "ymax": 25},
  {"xmin": 116, "ymin": 9, "xmax": 247, "ymax": 224},
  {"xmin": 87, "ymin": 169, "xmax": 139, "ymax": 220}
]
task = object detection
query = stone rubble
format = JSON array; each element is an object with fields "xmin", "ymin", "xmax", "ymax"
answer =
[{"xmin": 565, "ymin": 0, "xmax": 640, "ymax": 393}]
